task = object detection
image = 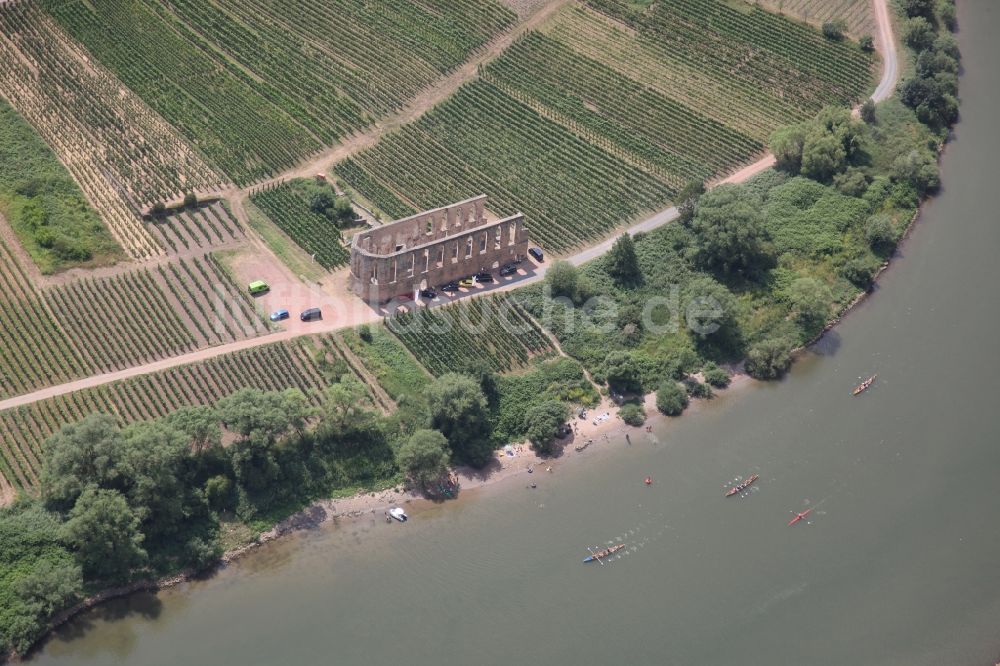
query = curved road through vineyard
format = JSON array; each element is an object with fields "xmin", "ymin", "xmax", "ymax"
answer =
[{"xmin": 0, "ymin": 0, "xmax": 897, "ymax": 413}]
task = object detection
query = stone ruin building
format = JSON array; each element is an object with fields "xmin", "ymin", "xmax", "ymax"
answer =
[{"xmin": 349, "ymin": 195, "xmax": 529, "ymax": 303}]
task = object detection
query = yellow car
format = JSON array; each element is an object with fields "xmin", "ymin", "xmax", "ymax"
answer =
[{"xmin": 458, "ymin": 277, "xmax": 476, "ymax": 288}]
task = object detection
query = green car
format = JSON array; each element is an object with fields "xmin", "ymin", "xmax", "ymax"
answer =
[{"xmin": 248, "ymin": 280, "xmax": 269, "ymax": 295}]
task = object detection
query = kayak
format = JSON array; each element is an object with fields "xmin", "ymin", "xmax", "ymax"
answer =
[
  {"xmin": 852, "ymin": 374, "xmax": 877, "ymax": 395},
  {"xmin": 725, "ymin": 473, "xmax": 759, "ymax": 497},
  {"xmin": 583, "ymin": 543, "xmax": 625, "ymax": 563},
  {"xmin": 787, "ymin": 509, "xmax": 812, "ymax": 526}
]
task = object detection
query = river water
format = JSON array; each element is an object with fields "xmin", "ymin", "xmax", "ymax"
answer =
[{"xmin": 28, "ymin": 3, "xmax": 1000, "ymax": 665}]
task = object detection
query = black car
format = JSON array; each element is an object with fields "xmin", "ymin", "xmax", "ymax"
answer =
[
  {"xmin": 475, "ymin": 271, "xmax": 494, "ymax": 283},
  {"xmin": 419, "ymin": 288, "xmax": 437, "ymax": 299},
  {"xmin": 528, "ymin": 247, "xmax": 544, "ymax": 262},
  {"xmin": 300, "ymin": 307, "xmax": 322, "ymax": 322},
  {"xmin": 499, "ymin": 263, "xmax": 517, "ymax": 276},
  {"xmin": 439, "ymin": 282, "xmax": 460, "ymax": 292}
]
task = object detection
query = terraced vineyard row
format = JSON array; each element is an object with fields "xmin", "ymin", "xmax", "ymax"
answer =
[
  {"xmin": 585, "ymin": 0, "xmax": 871, "ymax": 103},
  {"xmin": 0, "ymin": 3, "xmax": 227, "ymax": 258},
  {"xmin": 40, "ymin": 0, "xmax": 516, "ymax": 185},
  {"xmin": 333, "ymin": 159, "xmax": 416, "ymax": 221},
  {"xmin": 756, "ymin": 0, "xmax": 876, "ymax": 37},
  {"xmin": 387, "ymin": 294, "xmax": 554, "ymax": 376},
  {"xmin": 483, "ymin": 32, "xmax": 764, "ymax": 184},
  {"xmin": 250, "ymin": 184, "xmax": 351, "ymax": 269},
  {"xmin": 0, "ymin": 339, "xmax": 330, "ymax": 495},
  {"xmin": 342, "ymin": 80, "xmax": 674, "ymax": 253},
  {"xmin": 155, "ymin": 254, "xmax": 270, "ymax": 347},
  {"xmin": 145, "ymin": 201, "xmax": 247, "ymax": 256},
  {"xmin": 0, "ymin": 241, "xmax": 87, "ymax": 401}
]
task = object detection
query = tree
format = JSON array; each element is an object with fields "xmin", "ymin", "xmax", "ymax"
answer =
[
  {"xmin": 41, "ymin": 413, "xmax": 126, "ymax": 511},
  {"xmin": 689, "ymin": 185, "xmax": 772, "ymax": 280},
  {"xmin": 801, "ymin": 132, "xmax": 847, "ymax": 182},
  {"xmin": 834, "ymin": 168, "xmax": 869, "ymax": 197},
  {"xmin": 14, "ymin": 559, "xmax": 83, "ymax": 620},
  {"xmin": 119, "ymin": 420, "xmax": 196, "ymax": 542},
  {"xmin": 676, "ymin": 180, "xmax": 705, "ymax": 226},
  {"xmin": 902, "ymin": 0, "xmax": 934, "ymax": 18},
  {"xmin": 904, "ymin": 17, "xmax": 935, "ymax": 51},
  {"xmin": 892, "ymin": 149, "xmax": 940, "ymax": 194},
  {"xmin": 61, "ymin": 487, "xmax": 147, "ymax": 582},
  {"xmin": 308, "ymin": 190, "xmax": 335, "ymax": 215},
  {"xmin": 769, "ymin": 123, "xmax": 807, "ymax": 173},
  {"xmin": 183, "ymin": 192, "xmax": 198, "ymax": 209},
  {"xmin": 217, "ymin": 388, "xmax": 311, "ymax": 441},
  {"xmin": 860, "ymin": 98, "xmax": 877, "ymax": 124},
  {"xmin": 745, "ymin": 337, "xmax": 795, "ymax": 379},
  {"xmin": 602, "ymin": 351, "xmax": 643, "ymax": 394},
  {"xmin": 150, "ymin": 202, "xmax": 167, "ymax": 217},
  {"xmin": 656, "ymin": 381, "xmax": 688, "ymax": 416},
  {"xmin": 332, "ymin": 197, "xmax": 355, "ymax": 224},
  {"xmin": 426, "ymin": 373, "xmax": 493, "ymax": 467},
  {"xmin": 321, "ymin": 377, "xmax": 370, "ymax": 431},
  {"xmin": 683, "ymin": 275, "xmax": 741, "ymax": 355},
  {"xmin": 821, "ymin": 19, "xmax": 846, "ymax": 40},
  {"xmin": 546, "ymin": 260, "xmax": 579, "ymax": 300},
  {"xmin": 166, "ymin": 405, "xmax": 221, "ymax": 452},
  {"xmin": 859, "ymin": 34, "xmax": 875, "ymax": 52},
  {"xmin": 865, "ymin": 214, "xmax": 896, "ymax": 252},
  {"xmin": 523, "ymin": 401, "xmax": 569, "ymax": 455},
  {"xmin": 787, "ymin": 278, "xmax": 833, "ymax": 331},
  {"xmin": 396, "ymin": 429, "xmax": 451, "ymax": 486},
  {"xmin": 606, "ymin": 234, "xmax": 641, "ymax": 284},
  {"xmin": 937, "ymin": 0, "xmax": 957, "ymax": 31}
]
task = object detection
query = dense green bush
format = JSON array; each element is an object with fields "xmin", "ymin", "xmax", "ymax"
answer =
[
  {"xmin": 702, "ymin": 362, "xmax": 731, "ymax": 388},
  {"xmin": 619, "ymin": 402, "xmax": 646, "ymax": 426},
  {"xmin": 524, "ymin": 401, "xmax": 570, "ymax": 455},
  {"xmin": 745, "ymin": 337, "xmax": 795, "ymax": 379},
  {"xmin": 656, "ymin": 381, "xmax": 688, "ymax": 416}
]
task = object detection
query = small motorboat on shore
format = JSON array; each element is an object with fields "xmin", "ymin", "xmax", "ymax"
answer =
[
  {"xmin": 389, "ymin": 507, "xmax": 408, "ymax": 522},
  {"xmin": 852, "ymin": 374, "xmax": 877, "ymax": 395},
  {"xmin": 725, "ymin": 473, "xmax": 759, "ymax": 497},
  {"xmin": 583, "ymin": 543, "xmax": 625, "ymax": 563}
]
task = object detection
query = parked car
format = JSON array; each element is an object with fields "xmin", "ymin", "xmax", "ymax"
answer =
[
  {"xmin": 248, "ymin": 280, "xmax": 270, "ymax": 295},
  {"xmin": 269, "ymin": 308, "xmax": 289, "ymax": 322},
  {"xmin": 528, "ymin": 247, "xmax": 544, "ymax": 262},
  {"xmin": 419, "ymin": 288, "xmax": 437, "ymax": 299},
  {"xmin": 475, "ymin": 271, "xmax": 494, "ymax": 283},
  {"xmin": 439, "ymin": 282, "xmax": 460, "ymax": 292},
  {"xmin": 459, "ymin": 277, "xmax": 476, "ymax": 288},
  {"xmin": 300, "ymin": 307, "xmax": 322, "ymax": 322},
  {"xmin": 499, "ymin": 263, "xmax": 517, "ymax": 276}
]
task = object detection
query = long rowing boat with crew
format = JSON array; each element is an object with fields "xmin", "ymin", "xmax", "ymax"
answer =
[
  {"xmin": 725, "ymin": 473, "xmax": 759, "ymax": 497},
  {"xmin": 853, "ymin": 374, "xmax": 877, "ymax": 395},
  {"xmin": 583, "ymin": 543, "xmax": 625, "ymax": 563}
]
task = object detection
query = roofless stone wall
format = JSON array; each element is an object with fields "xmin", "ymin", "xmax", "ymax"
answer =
[{"xmin": 350, "ymin": 195, "xmax": 529, "ymax": 302}]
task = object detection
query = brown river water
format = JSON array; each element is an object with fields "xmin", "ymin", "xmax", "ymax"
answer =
[{"xmin": 26, "ymin": 2, "xmax": 1000, "ymax": 664}]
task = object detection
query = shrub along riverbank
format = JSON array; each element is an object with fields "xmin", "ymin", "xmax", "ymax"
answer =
[{"xmin": 0, "ymin": 0, "xmax": 958, "ymax": 657}]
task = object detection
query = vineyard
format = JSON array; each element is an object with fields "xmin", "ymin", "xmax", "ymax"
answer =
[
  {"xmin": 338, "ymin": 80, "xmax": 674, "ymax": 253},
  {"xmin": 0, "ymin": 3, "xmax": 227, "ymax": 259},
  {"xmin": 482, "ymin": 32, "xmax": 764, "ymax": 185},
  {"xmin": 145, "ymin": 201, "xmax": 248, "ymax": 256},
  {"xmin": 333, "ymin": 159, "xmax": 416, "ymax": 221},
  {"xmin": 249, "ymin": 183, "xmax": 351, "ymax": 269},
  {"xmin": 0, "ymin": 338, "xmax": 332, "ymax": 496},
  {"xmin": 387, "ymin": 294, "xmax": 555, "ymax": 376},
  {"xmin": 754, "ymin": 0, "xmax": 876, "ymax": 38},
  {"xmin": 38, "ymin": 0, "xmax": 517, "ymax": 185}
]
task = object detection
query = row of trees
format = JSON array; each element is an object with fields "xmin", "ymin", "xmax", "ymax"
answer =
[{"xmin": 898, "ymin": 0, "xmax": 960, "ymax": 130}]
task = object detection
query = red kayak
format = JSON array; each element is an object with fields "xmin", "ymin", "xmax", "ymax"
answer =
[
  {"xmin": 787, "ymin": 509, "xmax": 812, "ymax": 526},
  {"xmin": 725, "ymin": 474, "xmax": 759, "ymax": 497}
]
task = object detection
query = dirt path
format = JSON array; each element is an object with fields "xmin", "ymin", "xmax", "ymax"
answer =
[{"xmin": 0, "ymin": 0, "xmax": 898, "ymax": 415}]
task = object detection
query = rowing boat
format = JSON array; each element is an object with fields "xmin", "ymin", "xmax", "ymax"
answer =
[
  {"xmin": 852, "ymin": 374, "xmax": 877, "ymax": 395},
  {"xmin": 787, "ymin": 508, "xmax": 812, "ymax": 526},
  {"xmin": 725, "ymin": 473, "xmax": 759, "ymax": 497},
  {"xmin": 583, "ymin": 543, "xmax": 625, "ymax": 563}
]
